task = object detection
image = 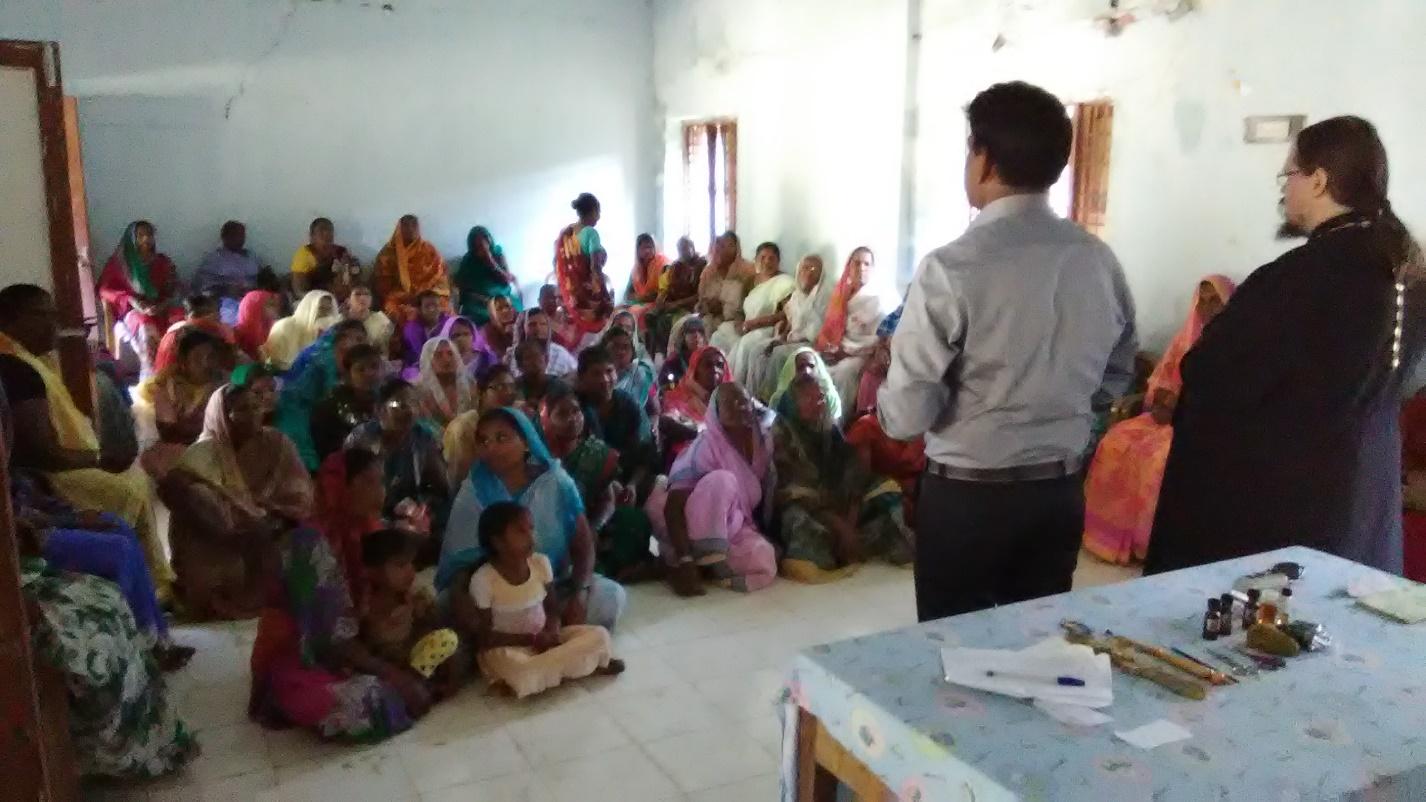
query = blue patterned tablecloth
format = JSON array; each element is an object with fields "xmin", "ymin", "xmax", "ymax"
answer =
[{"xmin": 782, "ymin": 547, "xmax": 1426, "ymax": 802}]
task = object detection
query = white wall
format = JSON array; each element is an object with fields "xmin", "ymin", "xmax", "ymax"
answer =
[
  {"xmin": 655, "ymin": 0, "xmax": 1426, "ymax": 347},
  {"xmin": 0, "ymin": 0, "xmax": 658, "ymax": 296},
  {"xmin": 0, "ymin": 65, "xmax": 53, "ymax": 292}
]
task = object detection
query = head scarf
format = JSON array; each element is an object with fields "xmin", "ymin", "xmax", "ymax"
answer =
[
  {"xmin": 769, "ymin": 346, "xmax": 843, "ymax": 424},
  {"xmin": 235, "ymin": 290, "xmax": 279, "ymax": 359},
  {"xmin": 630, "ymin": 249, "xmax": 669, "ymax": 301},
  {"xmin": 115, "ymin": 222, "xmax": 157, "ymax": 297},
  {"xmin": 416, "ymin": 336, "xmax": 476, "ymax": 422},
  {"xmin": 664, "ymin": 346, "xmax": 731, "ymax": 425},
  {"xmin": 435, "ymin": 407, "xmax": 584, "ymax": 590},
  {"xmin": 605, "ymin": 316, "xmax": 655, "ymax": 401},
  {"xmin": 815, "ymin": 247, "xmax": 883, "ymax": 352},
  {"xmin": 786, "ymin": 256, "xmax": 837, "ymax": 342},
  {"xmin": 191, "ymin": 385, "xmax": 256, "ymax": 507},
  {"xmin": 774, "ymin": 371, "xmax": 846, "ymax": 470},
  {"xmin": 311, "ymin": 449, "xmax": 380, "ymax": 601},
  {"xmin": 266, "ymin": 290, "xmax": 340, "ymax": 367},
  {"xmin": 1147, "ymin": 274, "xmax": 1237, "ymax": 398},
  {"xmin": 454, "ymin": 226, "xmax": 506, "ymax": 291},
  {"xmin": 667, "ymin": 385, "xmax": 776, "ymax": 520},
  {"xmin": 438, "ymin": 315, "xmax": 479, "ymax": 364},
  {"xmin": 609, "ymin": 310, "xmax": 649, "ymax": 359}
]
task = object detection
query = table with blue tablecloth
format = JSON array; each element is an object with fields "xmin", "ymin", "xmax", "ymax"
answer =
[{"xmin": 781, "ymin": 547, "xmax": 1426, "ymax": 801}]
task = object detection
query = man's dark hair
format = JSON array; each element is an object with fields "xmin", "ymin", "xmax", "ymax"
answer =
[
  {"xmin": 176, "ymin": 327, "xmax": 221, "ymax": 359},
  {"xmin": 966, "ymin": 81, "xmax": 1072, "ymax": 191},
  {"xmin": 480, "ymin": 363, "xmax": 513, "ymax": 391},
  {"xmin": 310, "ymin": 217, "xmax": 333, "ymax": 234},
  {"xmin": 185, "ymin": 293, "xmax": 217, "ymax": 316},
  {"xmin": 330, "ymin": 318, "xmax": 367, "ymax": 341},
  {"xmin": 378, "ymin": 377, "xmax": 412, "ymax": 403},
  {"xmin": 254, "ymin": 267, "xmax": 282, "ymax": 292},
  {"xmin": 755, "ymin": 241, "xmax": 780, "ymax": 261},
  {"xmin": 0, "ymin": 283, "xmax": 51, "ymax": 319},
  {"xmin": 578, "ymin": 343, "xmax": 613, "ymax": 375},
  {"xmin": 220, "ymin": 220, "xmax": 244, "ymax": 238},
  {"xmin": 341, "ymin": 343, "xmax": 383, "ymax": 373},
  {"xmin": 362, "ymin": 528, "xmax": 417, "ymax": 568}
]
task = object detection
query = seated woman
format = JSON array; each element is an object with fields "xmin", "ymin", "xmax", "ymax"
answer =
[
  {"xmin": 541, "ymin": 380, "xmax": 657, "ymax": 583},
  {"xmin": 576, "ymin": 345, "xmax": 656, "ymax": 495},
  {"xmin": 513, "ymin": 339, "xmax": 555, "ymax": 417},
  {"xmin": 439, "ymin": 315, "xmax": 482, "ymax": 375},
  {"xmin": 605, "ymin": 315, "xmax": 658, "ymax": 418},
  {"xmin": 454, "ymin": 225, "xmax": 523, "ymax": 324},
  {"xmin": 232, "ymin": 362, "xmax": 279, "ymax": 425},
  {"xmin": 508, "ymin": 307, "xmax": 578, "ymax": 378},
  {"xmin": 473, "ymin": 295, "xmax": 518, "ymax": 379},
  {"xmin": 439, "ymin": 407, "xmax": 627, "ymax": 631},
  {"xmin": 274, "ymin": 319, "xmax": 370, "ymax": 470},
  {"xmin": 374, "ymin": 214, "xmax": 451, "ymax": 326},
  {"xmin": 399, "ymin": 290, "xmax": 451, "ymax": 380},
  {"xmin": 660, "ymin": 345, "xmax": 730, "ymax": 466},
  {"xmin": 249, "ymin": 448, "xmax": 430, "ymax": 740},
  {"xmin": 711, "ymin": 242, "xmax": 794, "ymax": 364},
  {"xmin": 265, "ymin": 289, "xmax": 341, "ymax": 371},
  {"xmin": 414, "ymin": 337, "xmax": 477, "ymax": 431},
  {"xmin": 310, "ymin": 343, "xmax": 385, "ymax": 465},
  {"xmin": 233, "ymin": 288, "xmax": 281, "ymax": 361},
  {"xmin": 345, "ymin": 284, "xmax": 395, "ymax": 358},
  {"xmin": 554, "ymin": 193, "xmax": 614, "ymax": 349},
  {"xmin": 346, "ymin": 379, "xmax": 453, "ymax": 560},
  {"xmin": 644, "ymin": 257, "xmax": 700, "ymax": 359},
  {"xmin": 290, "ymin": 217, "xmax": 361, "ymax": 298},
  {"xmin": 1083, "ymin": 275, "xmax": 1235, "ymax": 565},
  {"xmin": 137, "ymin": 328, "xmax": 224, "ymax": 481},
  {"xmin": 768, "ymin": 346, "xmax": 843, "ymax": 425},
  {"xmin": 658, "ymin": 314, "xmax": 708, "ymax": 389},
  {"xmin": 538, "ymin": 283, "xmax": 582, "ymax": 353},
  {"xmin": 817, "ymin": 247, "xmax": 898, "ymax": 416},
  {"xmin": 773, "ymin": 374, "xmax": 914, "ymax": 583},
  {"xmin": 479, "ymin": 364, "xmax": 520, "ymax": 412},
  {"xmin": 843, "ymin": 317, "xmax": 925, "ymax": 517},
  {"xmin": 0, "ymin": 285, "xmax": 173, "ymax": 599},
  {"xmin": 648, "ymin": 383, "xmax": 777, "ymax": 596},
  {"xmin": 98, "ymin": 221, "xmax": 185, "ymax": 374},
  {"xmin": 151, "ymin": 293, "xmax": 237, "ymax": 377},
  {"xmin": 696, "ymin": 232, "xmax": 755, "ymax": 333},
  {"xmin": 624, "ymin": 233, "xmax": 667, "ymax": 325},
  {"xmin": 751, "ymin": 254, "xmax": 830, "ymax": 401},
  {"xmin": 161, "ymin": 384, "xmax": 314, "ymax": 620}
]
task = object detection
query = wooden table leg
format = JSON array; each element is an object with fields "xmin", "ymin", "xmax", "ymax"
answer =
[{"xmin": 796, "ymin": 707, "xmax": 839, "ymax": 802}]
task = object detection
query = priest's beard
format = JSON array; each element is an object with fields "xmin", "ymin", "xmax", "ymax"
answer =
[{"xmin": 1276, "ymin": 198, "xmax": 1309, "ymax": 240}]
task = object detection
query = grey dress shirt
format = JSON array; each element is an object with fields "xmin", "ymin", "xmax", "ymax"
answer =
[{"xmin": 878, "ymin": 193, "xmax": 1137, "ymax": 470}]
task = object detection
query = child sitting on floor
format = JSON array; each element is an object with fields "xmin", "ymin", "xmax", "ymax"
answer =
[
  {"xmin": 470, "ymin": 501, "xmax": 623, "ymax": 698},
  {"xmin": 360, "ymin": 528, "xmax": 462, "ymax": 697}
]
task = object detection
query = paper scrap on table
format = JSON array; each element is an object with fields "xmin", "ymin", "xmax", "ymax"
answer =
[
  {"xmin": 941, "ymin": 637, "xmax": 1112, "ymax": 708},
  {"xmin": 1357, "ymin": 585, "xmax": 1426, "ymax": 624},
  {"xmin": 1115, "ymin": 719, "xmax": 1192, "ymax": 750},
  {"xmin": 1034, "ymin": 700, "xmax": 1113, "ymax": 727},
  {"xmin": 1346, "ymin": 572, "xmax": 1401, "ymax": 599}
]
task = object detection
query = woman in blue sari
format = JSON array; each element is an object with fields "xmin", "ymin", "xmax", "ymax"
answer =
[
  {"xmin": 605, "ymin": 311, "xmax": 657, "ymax": 416},
  {"xmin": 437, "ymin": 407, "xmax": 626, "ymax": 632},
  {"xmin": 275, "ymin": 319, "xmax": 370, "ymax": 470},
  {"xmin": 453, "ymin": 226, "xmax": 523, "ymax": 325}
]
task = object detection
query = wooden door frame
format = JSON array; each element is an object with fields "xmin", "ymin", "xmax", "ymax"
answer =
[{"xmin": 0, "ymin": 40, "xmax": 92, "ymax": 415}]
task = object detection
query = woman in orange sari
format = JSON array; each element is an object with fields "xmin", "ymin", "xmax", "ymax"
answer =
[
  {"xmin": 1082, "ymin": 275, "xmax": 1236, "ymax": 564},
  {"xmin": 554, "ymin": 193, "xmax": 613, "ymax": 348},
  {"xmin": 624, "ymin": 233, "xmax": 667, "ymax": 329},
  {"xmin": 374, "ymin": 214, "xmax": 451, "ymax": 328}
]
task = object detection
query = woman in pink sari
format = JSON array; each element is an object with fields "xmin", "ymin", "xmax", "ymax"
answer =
[
  {"xmin": 1082, "ymin": 275, "xmax": 1235, "ymax": 564},
  {"xmin": 648, "ymin": 382, "xmax": 777, "ymax": 596}
]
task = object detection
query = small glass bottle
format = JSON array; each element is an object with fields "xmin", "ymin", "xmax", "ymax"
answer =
[
  {"xmin": 1256, "ymin": 593, "xmax": 1280, "ymax": 626},
  {"xmin": 1275, "ymin": 587, "xmax": 1293, "ymax": 625},
  {"xmin": 1242, "ymin": 588, "xmax": 1261, "ymax": 630},
  {"xmin": 1218, "ymin": 593, "xmax": 1235, "ymax": 636},
  {"xmin": 1202, "ymin": 598, "xmax": 1223, "ymax": 640}
]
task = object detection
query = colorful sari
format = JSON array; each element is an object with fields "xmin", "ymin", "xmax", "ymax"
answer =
[
  {"xmin": 97, "ymin": 222, "xmax": 184, "ymax": 336},
  {"xmin": 151, "ymin": 317, "xmax": 235, "ymax": 377},
  {"xmin": 400, "ymin": 312, "xmax": 451, "ymax": 379},
  {"xmin": 163, "ymin": 388, "xmax": 313, "ymax": 618},
  {"xmin": 374, "ymin": 221, "xmax": 451, "ymax": 321},
  {"xmin": 817, "ymin": 257, "xmax": 898, "ymax": 415},
  {"xmin": 436, "ymin": 408, "xmax": 626, "ymax": 629},
  {"xmin": 648, "ymin": 390, "xmax": 777, "ymax": 592},
  {"xmin": 22, "ymin": 557, "xmax": 197, "ymax": 778},
  {"xmin": 414, "ymin": 336, "xmax": 478, "ymax": 430},
  {"xmin": 767, "ymin": 346, "xmax": 843, "ymax": 426},
  {"xmin": 625, "ymin": 251, "xmax": 669, "ymax": 327},
  {"xmin": 554, "ymin": 223, "xmax": 613, "ymax": 339},
  {"xmin": 265, "ymin": 290, "xmax": 340, "ymax": 370},
  {"xmin": 611, "ymin": 315, "xmax": 658, "ymax": 404},
  {"xmin": 453, "ymin": 226, "xmax": 523, "ymax": 325},
  {"xmin": 758, "ymin": 264, "xmax": 836, "ymax": 401},
  {"xmin": 1082, "ymin": 274, "xmax": 1237, "ymax": 564},
  {"xmin": 662, "ymin": 345, "xmax": 731, "ymax": 431},
  {"xmin": 234, "ymin": 290, "xmax": 279, "ymax": 360},
  {"xmin": 275, "ymin": 329, "xmax": 346, "ymax": 470},
  {"xmin": 0, "ymin": 332, "xmax": 171, "ymax": 599},
  {"xmin": 554, "ymin": 434, "xmax": 653, "ymax": 578},
  {"xmin": 697, "ymin": 258, "xmax": 754, "ymax": 331},
  {"xmin": 772, "ymin": 382, "xmax": 913, "ymax": 583},
  {"xmin": 506, "ymin": 311, "xmax": 578, "ymax": 378},
  {"xmin": 136, "ymin": 367, "xmax": 221, "ymax": 481},
  {"xmin": 844, "ymin": 310, "xmax": 924, "ymax": 515},
  {"xmin": 646, "ymin": 260, "xmax": 700, "ymax": 357},
  {"xmin": 714, "ymin": 272, "xmax": 796, "ymax": 372},
  {"xmin": 248, "ymin": 453, "xmax": 413, "ymax": 741},
  {"xmin": 657, "ymin": 315, "xmax": 706, "ymax": 389}
]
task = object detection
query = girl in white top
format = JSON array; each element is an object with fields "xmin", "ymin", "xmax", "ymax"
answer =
[{"xmin": 469, "ymin": 502, "xmax": 622, "ymax": 698}]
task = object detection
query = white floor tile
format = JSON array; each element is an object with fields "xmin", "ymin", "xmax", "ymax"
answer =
[
  {"xmin": 692, "ymin": 668, "xmax": 786, "ymax": 723},
  {"xmin": 274, "ymin": 748, "xmax": 418, "ymax": 802},
  {"xmin": 506, "ymin": 699, "xmax": 631, "ymax": 768},
  {"xmin": 686, "ymin": 772, "xmax": 779, "ymax": 802},
  {"xmin": 642, "ymin": 725, "xmax": 778, "ymax": 794},
  {"xmin": 396, "ymin": 728, "xmax": 528, "ymax": 794},
  {"xmin": 187, "ymin": 720, "xmax": 271, "ymax": 782},
  {"xmin": 598, "ymin": 682, "xmax": 723, "ymax": 743},
  {"xmin": 202, "ymin": 767, "xmax": 278, "ymax": 801},
  {"xmin": 419, "ymin": 771, "xmax": 554, "ymax": 802},
  {"xmin": 538, "ymin": 744, "xmax": 683, "ymax": 802}
]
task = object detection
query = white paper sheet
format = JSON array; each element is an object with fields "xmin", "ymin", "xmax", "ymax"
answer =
[
  {"xmin": 1115, "ymin": 719, "xmax": 1192, "ymax": 750},
  {"xmin": 1034, "ymin": 700, "xmax": 1113, "ymax": 727},
  {"xmin": 941, "ymin": 637, "xmax": 1113, "ymax": 708}
]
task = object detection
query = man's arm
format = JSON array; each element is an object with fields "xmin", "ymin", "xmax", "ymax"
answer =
[
  {"xmin": 1097, "ymin": 251, "xmax": 1139, "ymax": 400},
  {"xmin": 877, "ymin": 252, "xmax": 963, "ymax": 440}
]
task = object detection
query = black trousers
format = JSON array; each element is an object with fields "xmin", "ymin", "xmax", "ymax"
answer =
[{"xmin": 914, "ymin": 470, "xmax": 1084, "ymax": 622}]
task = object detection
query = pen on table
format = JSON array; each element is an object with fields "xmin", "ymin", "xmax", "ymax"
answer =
[
  {"xmin": 984, "ymin": 671, "xmax": 1086, "ymax": 687},
  {"xmin": 1171, "ymin": 647, "xmax": 1239, "ymax": 683}
]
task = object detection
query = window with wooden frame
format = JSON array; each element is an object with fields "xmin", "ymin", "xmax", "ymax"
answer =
[{"xmin": 681, "ymin": 118, "xmax": 737, "ymax": 255}]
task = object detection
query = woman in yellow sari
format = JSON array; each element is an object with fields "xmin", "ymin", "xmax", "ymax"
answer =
[
  {"xmin": 136, "ymin": 328, "xmax": 225, "ymax": 481},
  {"xmin": 375, "ymin": 214, "xmax": 451, "ymax": 326},
  {"xmin": 0, "ymin": 284, "xmax": 172, "ymax": 599}
]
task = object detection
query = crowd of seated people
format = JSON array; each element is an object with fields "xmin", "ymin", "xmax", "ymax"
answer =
[{"xmin": 3, "ymin": 191, "xmax": 982, "ymax": 778}]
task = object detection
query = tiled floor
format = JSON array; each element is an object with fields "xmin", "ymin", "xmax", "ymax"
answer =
[{"xmin": 85, "ymin": 553, "xmax": 1138, "ymax": 802}]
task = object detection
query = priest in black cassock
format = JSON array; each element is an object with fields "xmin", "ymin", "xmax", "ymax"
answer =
[{"xmin": 1146, "ymin": 116, "xmax": 1426, "ymax": 576}]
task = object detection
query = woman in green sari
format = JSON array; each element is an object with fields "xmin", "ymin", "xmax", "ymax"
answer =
[
  {"xmin": 453, "ymin": 226, "xmax": 523, "ymax": 325},
  {"xmin": 771, "ymin": 373, "xmax": 914, "ymax": 583}
]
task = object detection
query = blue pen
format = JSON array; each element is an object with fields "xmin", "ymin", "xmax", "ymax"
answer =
[{"xmin": 985, "ymin": 670, "xmax": 1086, "ymax": 687}]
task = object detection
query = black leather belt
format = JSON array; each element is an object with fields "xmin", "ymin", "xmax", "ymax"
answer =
[{"xmin": 926, "ymin": 457, "xmax": 1082, "ymax": 483}]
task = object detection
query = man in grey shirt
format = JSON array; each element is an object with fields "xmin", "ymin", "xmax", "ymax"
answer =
[{"xmin": 880, "ymin": 82, "xmax": 1137, "ymax": 621}]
